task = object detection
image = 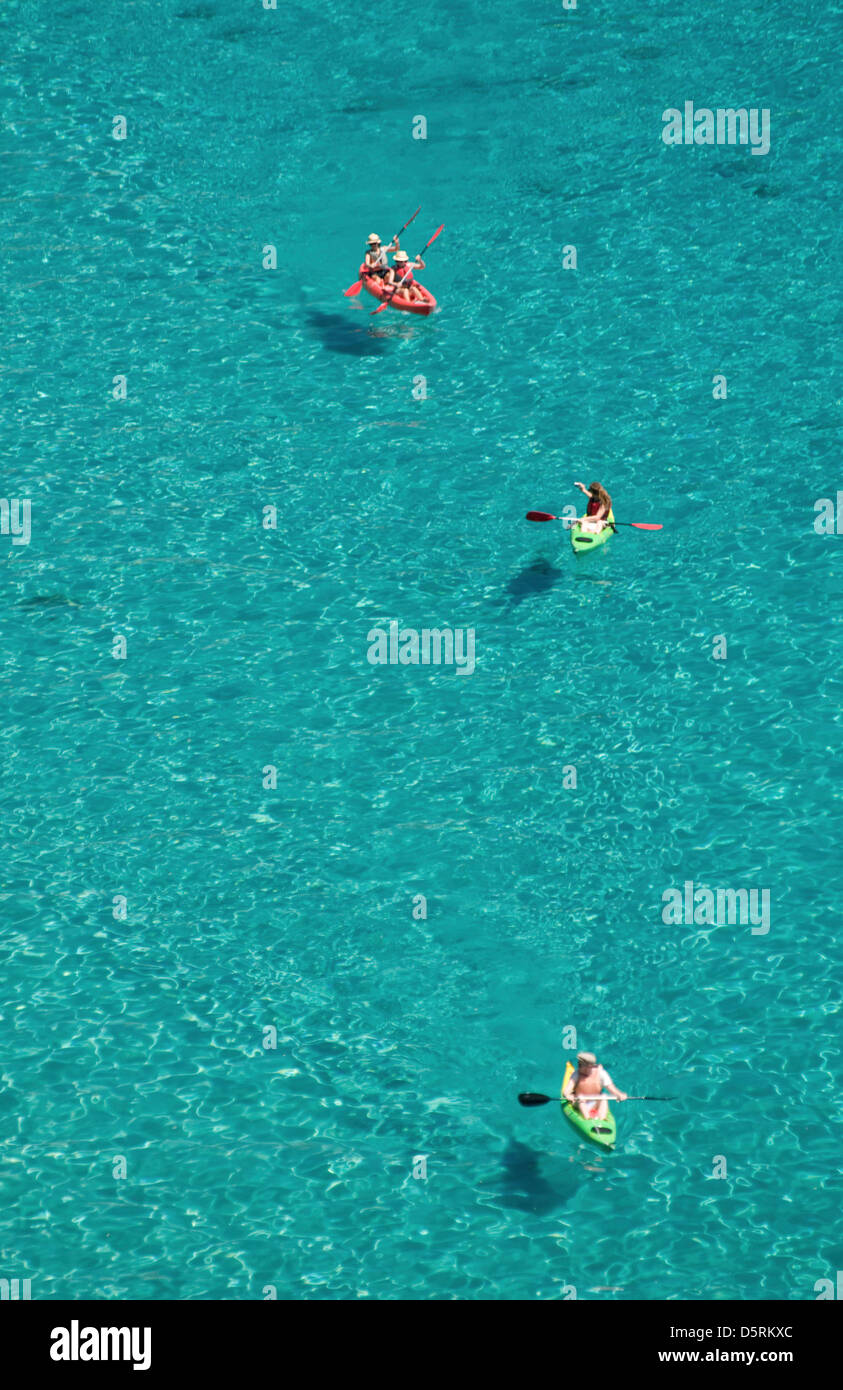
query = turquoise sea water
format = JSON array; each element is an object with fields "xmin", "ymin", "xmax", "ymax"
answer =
[{"xmin": 1, "ymin": 0, "xmax": 842, "ymax": 1300}]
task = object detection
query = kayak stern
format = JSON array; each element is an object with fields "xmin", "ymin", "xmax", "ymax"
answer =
[{"xmin": 570, "ymin": 508, "xmax": 615, "ymax": 554}]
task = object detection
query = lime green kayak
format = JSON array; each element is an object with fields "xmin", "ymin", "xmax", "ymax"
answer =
[
  {"xmin": 561, "ymin": 1061, "xmax": 616, "ymax": 1148},
  {"xmin": 570, "ymin": 508, "xmax": 615, "ymax": 555}
]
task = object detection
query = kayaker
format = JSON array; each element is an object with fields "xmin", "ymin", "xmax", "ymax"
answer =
[
  {"xmin": 362, "ymin": 232, "xmax": 400, "ymax": 281},
  {"xmin": 385, "ymin": 248, "xmax": 427, "ymax": 302},
  {"xmin": 574, "ymin": 480, "xmax": 615, "ymax": 535},
  {"xmin": 562, "ymin": 1051, "xmax": 627, "ymax": 1121}
]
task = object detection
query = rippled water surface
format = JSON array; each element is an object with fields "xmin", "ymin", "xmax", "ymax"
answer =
[{"xmin": 1, "ymin": 0, "xmax": 841, "ymax": 1300}]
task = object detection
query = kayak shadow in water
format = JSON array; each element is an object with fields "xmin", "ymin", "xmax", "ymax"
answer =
[
  {"xmin": 490, "ymin": 1139, "xmax": 577, "ymax": 1215},
  {"xmin": 505, "ymin": 557, "xmax": 564, "ymax": 607},
  {"xmin": 305, "ymin": 309, "xmax": 388, "ymax": 357}
]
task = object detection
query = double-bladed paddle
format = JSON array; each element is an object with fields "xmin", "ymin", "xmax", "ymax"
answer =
[
  {"xmin": 343, "ymin": 206, "xmax": 421, "ymax": 297},
  {"xmin": 518, "ymin": 1091, "xmax": 674, "ymax": 1105},
  {"xmin": 371, "ymin": 224, "xmax": 444, "ymax": 315},
  {"xmin": 526, "ymin": 510, "xmax": 662, "ymax": 530}
]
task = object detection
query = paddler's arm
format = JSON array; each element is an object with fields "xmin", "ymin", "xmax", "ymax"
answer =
[
  {"xmin": 562, "ymin": 1070, "xmax": 578, "ymax": 1103},
  {"xmin": 602, "ymin": 1069, "xmax": 628, "ymax": 1102},
  {"xmin": 574, "ymin": 481, "xmax": 590, "ymax": 496}
]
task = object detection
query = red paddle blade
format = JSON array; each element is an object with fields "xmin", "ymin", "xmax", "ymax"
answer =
[
  {"xmin": 526, "ymin": 510, "xmax": 557, "ymax": 522},
  {"xmin": 343, "ymin": 280, "xmax": 363, "ymax": 297},
  {"xmin": 629, "ymin": 522, "xmax": 663, "ymax": 530},
  {"xmin": 424, "ymin": 223, "xmax": 444, "ymax": 250}
]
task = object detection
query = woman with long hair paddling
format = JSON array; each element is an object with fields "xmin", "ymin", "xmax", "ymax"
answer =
[
  {"xmin": 569, "ymin": 480, "xmax": 615, "ymax": 553},
  {"xmin": 574, "ymin": 480, "xmax": 615, "ymax": 537}
]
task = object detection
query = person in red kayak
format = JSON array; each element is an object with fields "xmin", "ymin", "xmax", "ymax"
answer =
[
  {"xmin": 362, "ymin": 232, "xmax": 400, "ymax": 282},
  {"xmin": 574, "ymin": 480, "xmax": 614, "ymax": 536},
  {"xmin": 562, "ymin": 1051, "xmax": 627, "ymax": 1121},
  {"xmin": 385, "ymin": 248, "xmax": 427, "ymax": 302}
]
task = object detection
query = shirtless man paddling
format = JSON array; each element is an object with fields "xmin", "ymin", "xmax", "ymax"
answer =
[{"xmin": 562, "ymin": 1050, "xmax": 628, "ymax": 1121}]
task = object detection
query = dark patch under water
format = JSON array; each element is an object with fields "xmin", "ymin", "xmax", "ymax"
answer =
[
  {"xmin": 19, "ymin": 594, "xmax": 78, "ymax": 610},
  {"xmin": 710, "ymin": 162, "xmax": 782, "ymax": 199},
  {"xmin": 623, "ymin": 46, "xmax": 664, "ymax": 61},
  {"xmin": 175, "ymin": 5, "xmax": 217, "ymax": 19},
  {"xmin": 491, "ymin": 1139, "xmax": 571, "ymax": 1215},
  {"xmin": 505, "ymin": 558, "xmax": 563, "ymax": 606},
  {"xmin": 542, "ymin": 73, "xmax": 597, "ymax": 92},
  {"xmin": 306, "ymin": 310, "xmax": 386, "ymax": 357}
]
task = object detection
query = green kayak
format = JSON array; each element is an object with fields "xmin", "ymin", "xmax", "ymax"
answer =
[
  {"xmin": 570, "ymin": 508, "xmax": 615, "ymax": 555},
  {"xmin": 561, "ymin": 1061, "xmax": 616, "ymax": 1148}
]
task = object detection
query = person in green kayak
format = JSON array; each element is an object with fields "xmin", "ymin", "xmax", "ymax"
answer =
[
  {"xmin": 384, "ymin": 248, "xmax": 427, "ymax": 302},
  {"xmin": 574, "ymin": 480, "xmax": 615, "ymax": 535},
  {"xmin": 362, "ymin": 232, "xmax": 400, "ymax": 281},
  {"xmin": 562, "ymin": 1051, "xmax": 627, "ymax": 1120}
]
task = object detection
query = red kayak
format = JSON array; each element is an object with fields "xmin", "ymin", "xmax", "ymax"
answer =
[{"xmin": 358, "ymin": 264, "xmax": 436, "ymax": 316}]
